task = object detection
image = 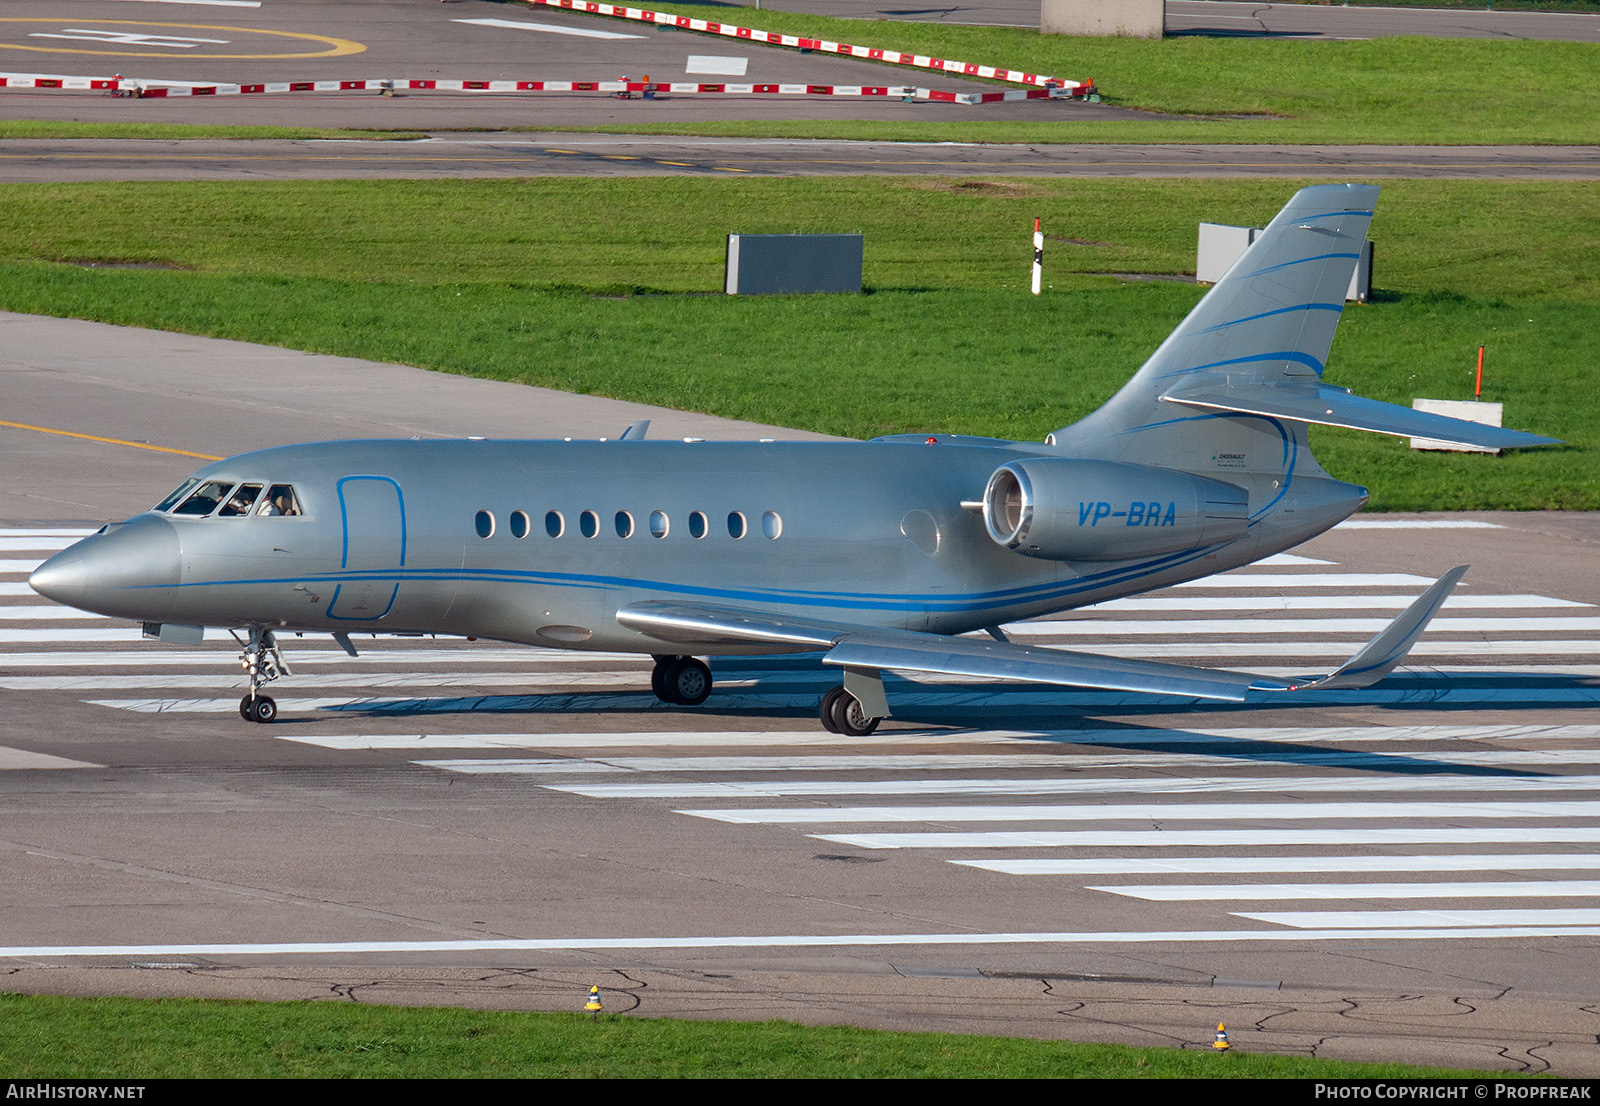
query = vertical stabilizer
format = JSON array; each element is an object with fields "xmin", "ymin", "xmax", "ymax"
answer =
[{"xmin": 1053, "ymin": 183, "xmax": 1378, "ymax": 474}]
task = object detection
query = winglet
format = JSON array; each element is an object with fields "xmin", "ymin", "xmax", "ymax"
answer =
[{"xmin": 1257, "ymin": 565, "xmax": 1469, "ymax": 692}]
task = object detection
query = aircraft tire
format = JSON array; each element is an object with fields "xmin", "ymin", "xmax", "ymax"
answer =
[
  {"xmin": 663, "ymin": 658, "xmax": 712, "ymax": 706},
  {"xmin": 239, "ymin": 696, "xmax": 254, "ymax": 721},
  {"xmin": 828, "ymin": 689, "xmax": 880, "ymax": 737},
  {"xmin": 818, "ymin": 686, "xmax": 846, "ymax": 734},
  {"xmin": 248, "ymin": 696, "xmax": 278, "ymax": 724}
]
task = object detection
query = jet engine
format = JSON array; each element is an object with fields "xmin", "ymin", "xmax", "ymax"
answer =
[{"xmin": 982, "ymin": 458, "xmax": 1249, "ymax": 561}]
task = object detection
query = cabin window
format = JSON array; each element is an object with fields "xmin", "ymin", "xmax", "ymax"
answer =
[
  {"xmin": 762, "ymin": 511, "xmax": 783, "ymax": 540},
  {"xmin": 154, "ymin": 478, "xmax": 200, "ymax": 513},
  {"xmin": 258, "ymin": 485, "xmax": 302, "ymax": 517},
  {"xmin": 217, "ymin": 484, "xmax": 263, "ymax": 517},
  {"xmin": 615, "ymin": 511, "xmax": 634, "ymax": 539},
  {"xmin": 509, "ymin": 510, "xmax": 530, "ymax": 539},
  {"xmin": 475, "ymin": 510, "xmax": 495, "ymax": 538},
  {"xmin": 546, "ymin": 510, "xmax": 565, "ymax": 538},
  {"xmin": 649, "ymin": 511, "xmax": 669, "ymax": 539},
  {"xmin": 173, "ymin": 481, "xmax": 235, "ymax": 517},
  {"xmin": 579, "ymin": 510, "xmax": 599, "ymax": 538},
  {"xmin": 688, "ymin": 511, "xmax": 707, "ymax": 539},
  {"xmin": 727, "ymin": 511, "xmax": 747, "ymax": 539}
]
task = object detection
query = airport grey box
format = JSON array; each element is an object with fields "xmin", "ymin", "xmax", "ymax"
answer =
[
  {"xmin": 1198, "ymin": 222, "xmax": 1373, "ymax": 302},
  {"xmin": 1197, "ymin": 222, "xmax": 1259, "ymax": 285},
  {"xmin": 1041, "ymin": 0, "xmax": 1164, "ymax": 38},
  {"xmin": 725, "ymin": 233, "xmax": 863, "ymax": 295}
]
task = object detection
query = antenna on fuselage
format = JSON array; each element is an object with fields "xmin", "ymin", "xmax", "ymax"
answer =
[{"xmin": 620, "ymin": 420, "xmax": 651, "ymax": 441}]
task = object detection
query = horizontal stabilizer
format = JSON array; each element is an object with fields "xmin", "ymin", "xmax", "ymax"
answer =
[{"xmin": 1162, "ymin": 383, "xmax": 1560, "ymax": 451}]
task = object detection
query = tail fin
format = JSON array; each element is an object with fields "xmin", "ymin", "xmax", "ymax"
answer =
[{"xmin": 1053, "ymin": 183, "xmax": 1556, "ymax": 471}]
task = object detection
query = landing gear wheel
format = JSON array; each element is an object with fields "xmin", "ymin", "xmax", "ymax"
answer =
[
  {"xmin": 650, "ymin": 655, "xmax": 677, "ymax": 703},
  {"xmin": 240, "ymin": 695, "xmax": 277, "ymax": 724},
  {"xmin": 825, "ymin": 687, "xmax": 880, "ymax": 737},
  {"xmin": 660, "ymin": 657, "xmax": 712, "ymax": 706},
  {"xmin": 818, "ymin": 686, "xmax": 847, "ymax": 734}
]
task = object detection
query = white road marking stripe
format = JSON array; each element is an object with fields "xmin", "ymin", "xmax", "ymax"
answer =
[
  {"xmin": 1238, "ymin": 908, "xmax": 1600, "ymax": 928},
  {"xmin": 551, "ymin": 775, "xmax": 1600, "ymax": 800},
  {"xmin": 1248, "ymin": 554, "xmax": 1333, "ymax": 566},
  {"xmin": 287, "ymin": 724, "xmax": 1600, "ymax": 752},
  {"xmin": 1338, "ymin": 519, "xmax": 1503, "ymax": 529},
  {"xmin": 286, "ymin": 731, "xmax": 1000, "ymax": 750},
  {"xmin": 959, "ymin": 855, "xmax": 1600, "ymax": 876},
  {"xmin": 0, "ymin": 561, "xmax": 45, "ymax": 573},
  {"xmin": 681, "ymin": 800, "xmax": 1600, "ymax": 825},
  {"xmin": 1002, "ymin": 617, "xmax": 1600, "ymax": 635},
  {"xmin": 0, "ymin": 529, "xmax": 95, "ymax": 537},
  {"xmin": 1087, "ymin": 595, "xmax": 1586, "ymax": 611},
  {"xmin": 1095, "ymin": 881, "xmax": 1600, "ymax": 902},
  {"xmin": 814, "ymin": 828, "xmax": 1600, "ymax": 850},
  {"xmin": 453, "ymin": 17, "xmax": 646, "ymax": 39},
  {"xmin": 5, "ymin": 926, "xmax": 1600, "ymax": 958},
  {"xmin": 418, "ymin": 749, "xmax": 1600, "ymax": 774},
  {"xmin": 7, "ymin": 638, "xmax": 1600, "ymax": 659},
  {"xmin": 1169, "ymin": 573, "xmax": 1431, "ymax": 588},
  {"xmin": 0, "ymin": 747, "xmax": 100, "ymax": 770},
  {"xmin": 0, "ymin": 606, "xmax": 106, "ymax": 620},
  {"xmin": 0, "ymin": 538, "xmax": 77, "ymax": 551},
  {"xmin": 1, "ymin": 672, "xmax": 662, "ymax": 690},
  {"xmin": 81, "ymin": 685, "xmax": 1600, "ymax": 711},
  {"xmin": 17, "ymin": 662, "xmax": 1600, "ymax": 690},
  {"xmin": 0, "ymin": 649, "xmax": 645, "ymax": 667},
  {"xmin": 98, "ymin": 0, "xmax": 261, "ymax": 7}
]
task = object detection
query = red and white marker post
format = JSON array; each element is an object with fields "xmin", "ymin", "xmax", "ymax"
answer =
[{"xmin": 1031, "ymin": 217, "xmax": 1043, "ymax": 295}]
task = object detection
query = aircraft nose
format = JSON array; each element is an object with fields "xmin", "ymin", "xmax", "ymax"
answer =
[{"xmin": 29, "ymin": 514, "xmax": 182, "ymax": 617}]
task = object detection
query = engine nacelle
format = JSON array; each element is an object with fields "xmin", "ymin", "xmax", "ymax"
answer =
[{"xmin": 982, "ymin": 458, "xmax": 1249, "ymax": 561}]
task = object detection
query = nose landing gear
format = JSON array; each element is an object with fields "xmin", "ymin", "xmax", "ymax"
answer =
[{"xmin": 234, "ymin": 627, "xmax": 290, "ymax": 723}]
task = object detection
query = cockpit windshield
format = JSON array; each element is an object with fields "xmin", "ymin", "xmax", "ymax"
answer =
[
  {"xmin": 160, "ymin": 480, "xmax": 302, "ymax": 518},
  {"xmin": 152, "ymin": 478, "xmax": 201, "ymax": 513},
  {"xmin": 172, "ymin": 481, "xmax": 236, "ymax": 517}
]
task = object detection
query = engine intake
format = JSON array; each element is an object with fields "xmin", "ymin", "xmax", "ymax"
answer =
[{"xmin": 983, "ymin": 458, "xmax": 1248, "ymax": 561}]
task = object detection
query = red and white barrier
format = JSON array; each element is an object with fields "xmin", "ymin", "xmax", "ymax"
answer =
[
  {"xmin": 0, "ymin": 73, "xmax": 1074, "ymax": 106},
  {"xmin": 518, "ymin": 0, "xmax": 1093, "ymax": 93}
]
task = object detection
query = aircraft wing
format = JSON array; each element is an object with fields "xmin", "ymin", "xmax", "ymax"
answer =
[{"xmin": 615, "ymin": 567, "xmax": 1469, "ymax": 702}]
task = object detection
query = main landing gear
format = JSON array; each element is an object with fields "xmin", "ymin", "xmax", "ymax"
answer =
[
  {"xmin": 819, "ymin": 686, "xmax": 881, "ymax": 736},
  {"xmin": 651, "ymin": 654, "xmax": 712, "ymax": 706},
  {"xmin": 234, "ymin": 627, "xmax": 290, "ymax": 723}
]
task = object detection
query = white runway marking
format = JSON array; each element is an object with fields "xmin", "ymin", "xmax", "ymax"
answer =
[
  {"xmin": 1087, "ymin": 594, "xmax": 1587, "ymax": 611},
  {"xmin": 1094, "ymin": 881, "xmax": 1600, "ymax": 902},
  {"xmin": 552, "ymin": 774, "xmax": 1600, "ymax": 800},
  {"xmin": 960, "ymin": 855, "xmax": 1600, "ymax": 876},
  {"xmin": 1248, "ymin": 554, "xmax": 1333, "ymax": 566},
  {"xmin": 424, "ymin": 749, "xmax": 1600, "ymax": 775},
  {"xmin": 1162, "ymin": 573, "xmax": 1432, "ymax": 588},
  {"xmin": 1338, "ymin": 519, "xmax": 1503, "ymax": 529},
  {"xmin": 1004, "ymin": 616, "xmax": 1600, "ymax": 636},
  {"xmin": 286, "ymin": 731, "xmax": 1001, "ymax": 751},
  {"xmin": 1237, "ymin": 908, "xmax": 1600, "ymax": 929},
  {"xmin": 0, "ymin": 746, "xmax": 100, "ymax": 771},
  {"xmin": 5, "ymin": 926, "xmax": 1600, "ymax": 959},
  {"xmin": 98, "ymin": 0, "xmax": 261, "ymax": 6},
  {"xmin": 815, "ymin": 828, "xmax": 1600, "ymax": 850},
  {"xmin": 681, "ymin": 800, "xmax": 1600, "ymax": 825},
  {"xmin": 0, "ymin": 606, "xmax": 106, "ymax": 621},
  {"xmin": 453, "ymin": 17, "xmax": 646, "ymax": 40},
  {"xmin": 0, "ymin": 561, "xmax": 45, "ymax": 574},
  {"xmin": 0, "ymin": 538, "xmax": 78, "ymax": 551}
]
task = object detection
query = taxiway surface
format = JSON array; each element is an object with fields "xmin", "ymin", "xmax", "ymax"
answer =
[{"xmin": 4, "ymin": 314, "xmax": 1600, "ymax": 1073}]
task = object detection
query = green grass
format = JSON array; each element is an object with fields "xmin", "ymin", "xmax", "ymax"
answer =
[
  {"xmin": 0, "ymin": 993, "xmax": 1515, "ymax": 1078},
  {"xmin": 487, "ymin": 1, "xmax": 1600, "ymax": 145},
  {"xmin": 1, "ymin": 177, "xmax": 1594, "ymax": 509}
]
